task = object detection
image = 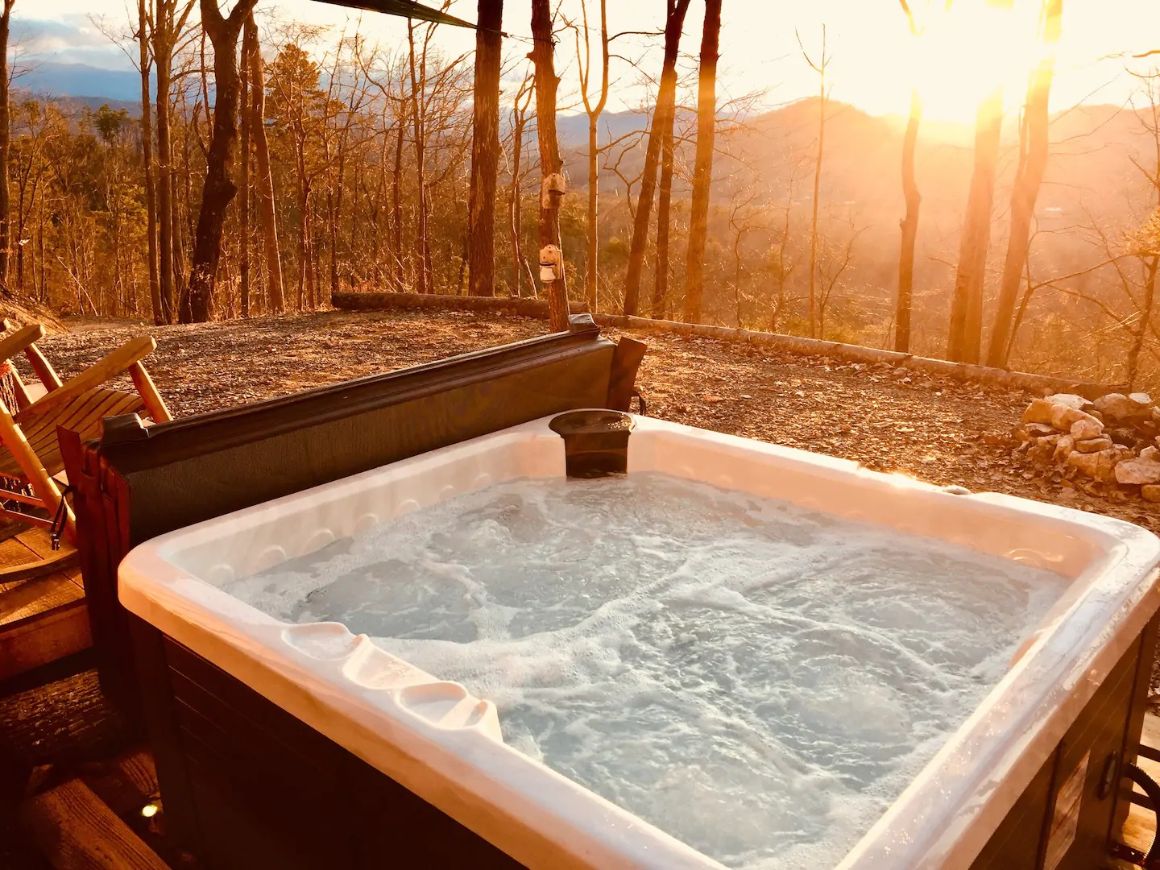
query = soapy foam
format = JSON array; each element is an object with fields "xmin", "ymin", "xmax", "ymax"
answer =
[{"xmin": 222, "ymin": 473, "xmax": 1065, "ymax": 868}]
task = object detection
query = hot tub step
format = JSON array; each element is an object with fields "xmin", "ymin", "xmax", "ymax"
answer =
[{"xmin": 20, "ymin": 778, "xmax": 168, "ymax": 869}]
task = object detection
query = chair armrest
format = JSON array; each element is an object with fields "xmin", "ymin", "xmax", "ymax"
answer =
[
  {"xmin": 0, "ymin": 324, "xmax": 46, "ymax": 364},
  {"xmin": 28, "ymin": 336, "xmax": 157, "ymax": 416}
]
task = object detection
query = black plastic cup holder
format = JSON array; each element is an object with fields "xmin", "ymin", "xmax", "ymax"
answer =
[{"xmin": 549, "ymin": 409, "xmax": 635, "ymax": 479}]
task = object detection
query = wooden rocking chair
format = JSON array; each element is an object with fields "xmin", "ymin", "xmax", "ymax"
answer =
[
  {"xmin": 0, "ymin": 320, "xmax": 66, "ymax": 410},
  {"xmin": 0, "ymin": 328, "xmax": 171, "ymax": 544}
]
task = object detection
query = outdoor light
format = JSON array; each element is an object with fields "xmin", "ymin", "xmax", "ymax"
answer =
[{"xmin": 141, "ymin": 801, "xmax": 160, "ymax": 819}]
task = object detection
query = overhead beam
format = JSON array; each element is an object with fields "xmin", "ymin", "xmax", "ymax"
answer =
[{"xmin": 312, "ymin": 0, "xmax": 476, "ymax": 29}]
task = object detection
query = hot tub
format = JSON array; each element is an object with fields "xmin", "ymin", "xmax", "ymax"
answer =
[{"xmin": 118, "ymin": 414, "xmax": 1160, "ymax": 869}]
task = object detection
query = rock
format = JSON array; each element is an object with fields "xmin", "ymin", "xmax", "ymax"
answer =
[
  {"xmin": 1074, "ymin": 436, "xmax": 1113, "ymax": 454},
  {"xmin": 1022, "ymin": 399, "xmax": 1056, "ymax": 426},
  {"xmin": 1143, "ymin": 484, "xmax": 1160, "ymax": 503},
  {"xmin": 1045, "ymin": 393, "xmax": 1091, "ymax": 411},
  {"xmin": 1094, "ymin": 392, "xmax": 1152, "ymax": 424},
  {"xmin": 1053, "ymin": 435, "xmax": 1075, "ymax": 463},
  {"xmin": 1050, "ymin": 403, "xmax": 1101, "ymax": 435},
  {"xmin": 1028, "ymin": 435, "xmax": 1060, "ymax": 464},
  {"xmin": 1025, "ymin": 422, "xmax": 1062, "ymax": 436},
  {"xmin": 1070, "ymin": 416, "xmax": 1103, "ymax": 440},
  {"xmin": 1067, "ymin": 446, "xmax": 1131, "ymax": 483},
  {"xmin": 1143, "ymin": 446, "xmax": 1159, "ymax": 461},
  {"xmin": 1110, "ymin": 427, "xmax": 1139, "ymax": 446},
  {"xmin": 1114, "ymin": 456, "xmax": 1160, "ymax": 486}
]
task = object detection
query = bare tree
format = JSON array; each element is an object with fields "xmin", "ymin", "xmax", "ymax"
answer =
[
  {"xmin": 152, "ymin": 0, "xmax": 196, "ymax": 322},
  {"xmin": 468, "ymin": 0, "xmax": 503, "ymax": 297},
  {"xmin": 1125, "ymin": 69, "xmax": 1160, "ymax": 385},
  {"xmin": 769, "ymin": 173, "xmax": 798, "ymax": 332},
  {"xmin": 245, "ymin": 12, "xmax": 284, "ymax": 312},
  {"xmin": 799, "ymin": 25, "xmax": 831, "ymax": 338},
  {"xmin": 239, "ymin": 12, "xmax": 251, "ymax": 316},
  {"xmin": 407, "ymin": 18, "xmax": 441, "ymax": 295},
  {"xmin": 185, "ymin": 0, "xmax": 259, "ymax": 322},
  {"xmin": 682, "ymin": 0, "xmax": 723, "ymax": 323},
  {"xmin": 986, "ymin": 0, "xmax": 1063, "ymax": 366},
  {"xmin": 0, "ymin": 0, "xmax": 16, "ymax": 287},
  {"xmin": 947, "ymin": 84, "xmax": 1003, "ymax": 362},
  {"xmin": 530, "ymin": 0, "xmax": 569, "ymax": 331},
  {"xmin": 507, "ymin": 69, "xmax": 535, "ymax": 297},
  {"xmin": 817, "ymin": 216, "xmax": 865, "ymax": 339},
  {"xmin": 135, "ymin": 0, "xmax": 163, "ymax": 322},
  {"xmin": 895, "ymin": 0, "xmax": 923, "ymax": 352},
  {"xmin": 622, "ymin": 0, "xmax": 692, "ymax": 316},
  {"xmin": 570, "ymin": 0, "xmax": 609, "ymax": 312}
]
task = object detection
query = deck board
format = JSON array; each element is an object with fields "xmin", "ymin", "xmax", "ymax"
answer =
[
  {"xmin": 0, "ymin": 570, "xmax": 83, "ymax": 627},
  {"xmin": 0, "ymin": 546, "xmax": 89, "ymax": 681},
  {"xmin": 21, "ymin": 778, "xmax": 169, "ymax": 870}
]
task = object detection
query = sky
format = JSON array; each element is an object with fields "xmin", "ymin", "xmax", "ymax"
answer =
[{"xmin": 16, "ymin": 0, "xmax": 1160, "ymax": 123}]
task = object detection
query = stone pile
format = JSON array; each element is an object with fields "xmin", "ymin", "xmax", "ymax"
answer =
[{"xmin": 1016, "ymin": 391, "xmax": 1160, "ymax": 503}]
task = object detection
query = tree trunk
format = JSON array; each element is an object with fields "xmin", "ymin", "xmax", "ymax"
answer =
[
  {"xmin": 579, "ymin": 0, "xmax": 609, "ymax": 312},
  {"xmin": 986, "ymin": 0, "xmax": 1062, "ymax": 367},
  {"xmin": 530, "ymin": 0, "xmax": 569, "ymax": 331},
  {"xmin": 682, "ymin": 0, "xmax": 723, "ymax": 323},
  {"xmin": 509, "ymin": 78, "xmax": 534, "ymax": 298},
  {"xmin": 650, "ymin": 106, "xmax": 678, "ymax": 319},
  {"xmin": 1127, "ymin": 256, "xmax": 1158, "ymax": 387},
  {"xmin": 246, "ymin": 13, "xmax": 284, "ymax": 312},
  {"xmin": 239, "ymin": 13, "xmax": 251, "ymax": 318},
  {"xmin": 185, "ymin": 0, "xmax": 257, "ymax": 323},
  {"xmin": 295, "ymin": 149, "xmax": 310, "ymax": 309},
  {"xmin": 155, "ymin": 38, "xmax": 176, "ymax": 322},
  {"xmin": 622, "ymin": 0, "xmax": 692, "ymax": 316},
  {"xmin": 584, "ymin": 116, "xmax": 599, "ymax": 310},
  {"xmin": 468, "ymin": 0, "xmax": 503, "ymax": 297},
  {"xmin": 896, "ymin": 86, "xmax": 922, "ymax": 352},
  {"xmin": 947, "ymin": 86, "xmax": 1004, "ymax": 363},
  {"xmin": 806, "ymin": 47, "xmax": 828, "ymax": 339},
  {"xmin": 0, "ymin": 0, "xmax": 15, "ymax": 288},
  {"xmin": 511, "ymin": 112, "xmax": 526, "ymax": 297},
  {"xmin": 137, "ymin": 0, "xmax": 162, "ymax": 323},
  {"xmin": 392, "ymin": 115, "xmax": 405, "ymax": 290},
  {"xmin": 408, "ymin": 21, "xmax": 432, "ymax": 295}
]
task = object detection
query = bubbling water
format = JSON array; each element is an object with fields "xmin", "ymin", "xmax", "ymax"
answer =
[{"xmin": 223, "ymin": 473, "xmax": 1065, "ymax": 868}]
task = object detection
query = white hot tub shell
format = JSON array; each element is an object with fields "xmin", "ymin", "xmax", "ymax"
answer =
[{"xmin": 119, "ymin": 415, "xmax": 1160, "ymax": 868}]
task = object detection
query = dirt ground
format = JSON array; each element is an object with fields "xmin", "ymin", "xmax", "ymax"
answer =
[{"xmin": 35, "ymin": 308, "xmax": 1156, "ymax": 536}]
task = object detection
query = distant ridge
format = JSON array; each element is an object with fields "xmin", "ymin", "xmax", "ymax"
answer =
[{"xmin": 15, "ymin": 62, "xmax": 140, "ymax": 103}]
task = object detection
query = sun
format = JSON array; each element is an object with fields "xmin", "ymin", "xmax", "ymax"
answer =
[{"xmin": 908, "ymin": 0, "xmax": 1045, "ymax": 125}]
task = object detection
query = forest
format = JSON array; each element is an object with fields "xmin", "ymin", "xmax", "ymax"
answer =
[{"xmin": 2, "ymin": 0, "xmax": 1159, "ymax": 389}]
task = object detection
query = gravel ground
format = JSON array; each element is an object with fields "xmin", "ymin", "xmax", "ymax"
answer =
[{"xmin": 35, "ymin": 309, "xmax": 1157, "ymax": 535}]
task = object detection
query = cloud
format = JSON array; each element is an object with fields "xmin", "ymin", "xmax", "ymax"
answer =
[{"xmin": 10, "ymin": 16, "xmax": 128, "ymax": 70}]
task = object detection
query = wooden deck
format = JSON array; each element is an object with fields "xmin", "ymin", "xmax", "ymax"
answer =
[
  {"xmin": 1, "ymin": 665, "xmax": 197, "ymax": 869},
  {"xmin": 0, "ymin": 528, "xmax": 86, "ymax": 683}
]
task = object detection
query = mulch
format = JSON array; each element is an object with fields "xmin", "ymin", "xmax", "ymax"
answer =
[{"xmin": 35, "ymin": 309, "xmax": 1157, "ymax": 534}]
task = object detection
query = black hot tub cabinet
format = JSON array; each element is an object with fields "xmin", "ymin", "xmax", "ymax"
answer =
[{"xmin": 62, "ymin": 320, "xmax": 1160, "ymax": 869}]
